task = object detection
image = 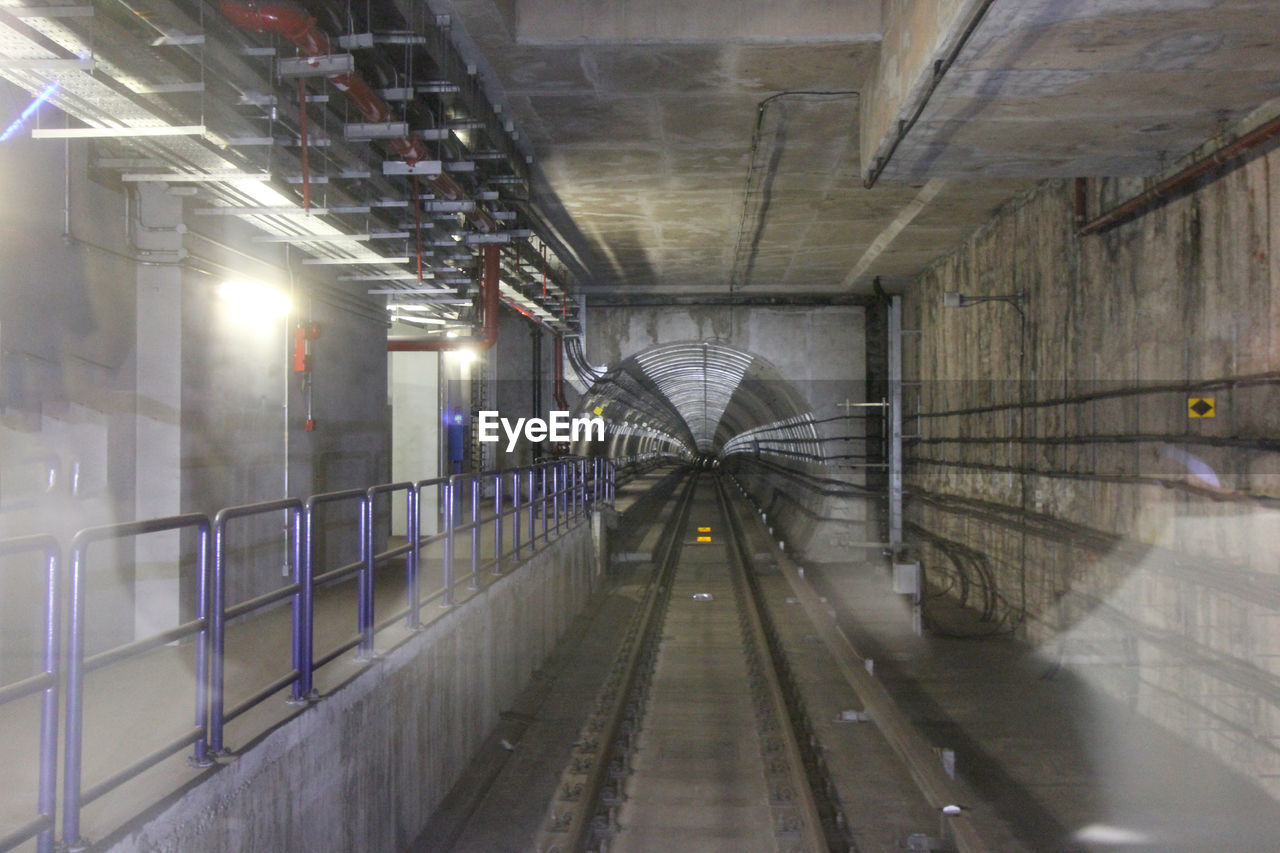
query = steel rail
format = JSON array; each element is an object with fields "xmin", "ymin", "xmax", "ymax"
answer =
[
  {"xmin": 723, "ymin": 475, "xmax": 989, "ymax": 853},
  {"xmin": 713, "ymin": 477, "xmax": 834, "ymax": 851},
  {"xmin": 530, "ymin": 469, "xmax": 698, "ymax": 852}
]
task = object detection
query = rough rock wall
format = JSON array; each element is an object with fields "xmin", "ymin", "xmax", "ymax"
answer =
[{"xmin": 905, "ymin": 163, "xmax": 1280, "ymax": 796}]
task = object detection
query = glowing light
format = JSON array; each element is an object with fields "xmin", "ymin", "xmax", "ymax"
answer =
[
  {"xmin": 447, "ymin": 348, "xmax": 477, "ymax": 365},
  {"xmin": 1, "ymin": 82, "xmax": 59, "ymax": 142},
  {"xmin": 217, "ymin": 279, "xmax": 291, "ymax": 318},
  {"xmin": 31, "ymin": 124, "xmax": 206, "ymax": 139},
  {"xmin": 1073, "ymin": 824, "xmax": 1154, "ymax": 845}
]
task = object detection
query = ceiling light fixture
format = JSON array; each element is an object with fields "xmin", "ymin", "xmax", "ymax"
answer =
[{"xmin": 218, "ymin": 279, "xmax": 291, "ymax": 318}]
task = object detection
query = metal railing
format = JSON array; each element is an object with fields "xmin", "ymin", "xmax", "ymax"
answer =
[
  {"xmin": 63, "ymin": 515, "xmax": 213, "ymax": 850},
  {"xmin": 0, "ymin": 536, "xmax": 59, "ymax": 853},
  {"xmin": 0, "ymin": 456, "xmax": 613, "ymax": 853}
]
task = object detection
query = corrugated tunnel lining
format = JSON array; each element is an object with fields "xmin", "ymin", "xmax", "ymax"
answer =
[{"xmin": 581, "ymin": 341, "xmax": 819, "ymax": 458}]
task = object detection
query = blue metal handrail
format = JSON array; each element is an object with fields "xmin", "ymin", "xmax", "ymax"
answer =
[
  {"xmin": 209, "ymin": 498, "xmax": 304, "ymax": 755},
  {"xmin": 0, "ymin": 535, "xmax": 59, "ymax": 853},
  {"xmin": 0, "ymin": 457, "xmax": 615, "ymax": 851},
  {"xmin": 62, "ymin": 514, "xmax": 212, "ymax": 850},
  {"xmin": 300, "ymin": 488, "xmax": 368, "ymax": 699}
]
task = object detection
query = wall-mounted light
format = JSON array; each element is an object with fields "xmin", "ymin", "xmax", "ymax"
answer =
[
  {"xmin": 218, "ymin": 279, "xmax": 291, "ymax": 318},
  {"xmin": 942, "ymin": 290, "xmax": 1026, "ymax": 310},
  {"xmin": 446, "ymin": 348, "xmax": 477, "ymax": 365}
]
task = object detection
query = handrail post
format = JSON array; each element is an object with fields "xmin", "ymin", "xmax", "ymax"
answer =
[
  {"xmin": 407, "ymin": 485, "xmax": 421, "ymax": 629},
  {"xmin": 210, "ymin": 514, "xmax": 228, "ymax": 755},
  {"xmin": 295, "ymin": 502, "xmax": 317, "ymax": 702},
  {"xmin": 493, "ymin": 472, "xmax": 504, "ymax": 574},
  {"xmin": 470, "ymin": 475, "xmax": 481, "ymax": 589},
  {"xmin": 511, "ymin": 470, "xmax": 522, "ymax": 561},
  {"xmin": 191, "ymin": 521, "xmax": 212, "ymax": 765},
  {"xmin": 540, "ymin": 465, "xmax": 549, "ymax": 543},
  {"xmin": 62, "ymin": 537, "xmax": 87, "ymax": 851},
  {"xmin": 29, "ymin": 538, "xmax": 59, "ymax": 853},
  {"xmin": 443, "ymin": 476, "xmax": 456, "ymax": 606},
  {"xmin": 571, "ymin": 459, "xmax": 580, "ymax": 519},
  {"xmin": 552, "ymin": 464, "xmax": 561, "ymax": 535},
  {"xmin": 527, "ymin": 468, "xmax": 536, "ymax": 553},
  {"xmin": 357, "ymin": 493, "xmax": 374, "ymax": 660}
]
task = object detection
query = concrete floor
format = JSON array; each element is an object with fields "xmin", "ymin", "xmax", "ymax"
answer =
[
  {"xmin": 431, "ymin": 479, "xmax": 945, "ymax": 852},
  {"xmin": 611, "ymin": 538, "xmax": 777, "ymax": 853},
  {"xmin": 807, "ymin": 555, "xmax": 1280, "ymax": 852}
]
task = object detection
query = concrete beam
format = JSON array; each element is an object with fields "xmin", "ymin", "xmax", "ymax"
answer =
[
  {"xmin": 514, "ymin": 0, "xmax": 881, "ymax": 44},
  {"xmin": 859, "ymin": 0, "xmax": 986, "ymax": 183}
]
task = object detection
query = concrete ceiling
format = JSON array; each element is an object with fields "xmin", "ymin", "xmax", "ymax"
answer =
[{"xmin": 433, "ymin": 0, "xmax": 1280, "ymax": 296}]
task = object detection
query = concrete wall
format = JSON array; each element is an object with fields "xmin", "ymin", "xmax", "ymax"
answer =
[
  {"xmin": 0, "ymin": 79, "xmax": 392, "ymax": 667},
  {"xmin": 514, "ymin": 0, "xmax": 880, "ymax": 45},
  {"xmin": 391, "ymin": 350, "xmax": 440, "ymax": 535},
  {"xmin": 488, "ymin": 309, "xmax": 557, "ymax": 470},
  {"xmin": 727, "ymin": 457, "xmax": 875, "ymax": 563},
  {"xmin": 1, "ymin": 87, "xmax": 144, "ymax": 672},
  {"xmin": 860, "ymin": 0, "xmax": 981, "ymax": 183},
  {"xmin": 903, "ymin": 163, "xmax": 1280, "ymax": 795},
  {"xmin": 105, "ymin": 522, "xmax": 597, "ymax": 853}
]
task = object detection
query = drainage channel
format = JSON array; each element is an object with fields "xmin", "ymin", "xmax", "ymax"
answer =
[{"xmin": 532, "ymin": 472, "xmax": 850, "ymax": 853}]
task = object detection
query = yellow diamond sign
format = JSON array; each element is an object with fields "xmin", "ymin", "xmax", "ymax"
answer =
[
  {"xmin": 1188, "ymin": 397, "xmax": 1215, "ymax": 418},
  {"xmin": 592, "ymin": 406, "xmax": 604, "ymax": 416}
]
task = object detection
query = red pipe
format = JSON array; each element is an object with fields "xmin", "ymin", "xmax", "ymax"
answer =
[
  {"xmin": 220, "ymin": 1, "xmax": 497, "ymax": 232},
  {"xmin": 388, "ymin": 244, "xmax": 501, "ymax": 351},
  {"xmin": 1081, "ymin": 113, "xmax": 1280, "ymax": 234},
  {"xmin": 552, "ymin": 333, "xmax": 569, "ymax": 409}
]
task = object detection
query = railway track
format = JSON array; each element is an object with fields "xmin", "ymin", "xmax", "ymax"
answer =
[{"xmin": 531, "ymin": 471, "xmax": 854, "ymax": 853}]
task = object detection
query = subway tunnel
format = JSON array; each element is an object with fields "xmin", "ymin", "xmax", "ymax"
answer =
[{"xmin": 2, "ymin": 1, "xmax": 1280, "ymax": 851}]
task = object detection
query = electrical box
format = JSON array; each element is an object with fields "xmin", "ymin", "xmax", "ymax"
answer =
[{"xmin": 892, "ymin": 561, "xmax": 921, "ymax": 596}]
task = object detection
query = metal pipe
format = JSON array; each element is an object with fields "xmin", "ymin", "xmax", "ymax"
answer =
[
  {"xmin": 493, "ymin": 473, "xmax": 504, "ymax": 573},
  {"xmin": 1081, "ymin": 113, "xmax": 1280, "ymax": 234},
  {"xmin": 469, "ymin": 475, "xmax": 481, "ymax": 589},
  {"xmin": 358, "ymin": 494, "xmax": 374, "ymax": 658},
  {"xmin": 541, "ymin": 466, "xmax": 549, "ymax": 542},
  {"xmin": 407, "ymin": 485, "xmax": 421, "ymax": 628},
  {"xmin": 527, "ymin": 468, "xmax": 536, "ymax": 551},
  {"xmin": 511, "ymin": 470, "xmax": 522, "ymax": 558},
  {"xmin": 218, "ymin": 1, "xmax": 498, "ymax": 231},
  {"xmin": 0, "ymin": 536, "xmax": 60, "ymax": 853},
  {"xmin": 37, "ymin": 539, "xmax": 59, "ymax": 853},
  {"xmin": 296, "ymin": 503, "xmax": 316, "ymax": 700},
  {"xmin": 387, "ymin": 243, "xmax": 502, "ymax": 351},
  {"xmin": 443, "ymin": 477, "xmax": 456, "ymax": 605}
]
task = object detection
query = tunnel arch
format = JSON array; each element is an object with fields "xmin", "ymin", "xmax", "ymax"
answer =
[{"xmin": 571, "ymin": 340, "xmax": 821, "ymax": 462}]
